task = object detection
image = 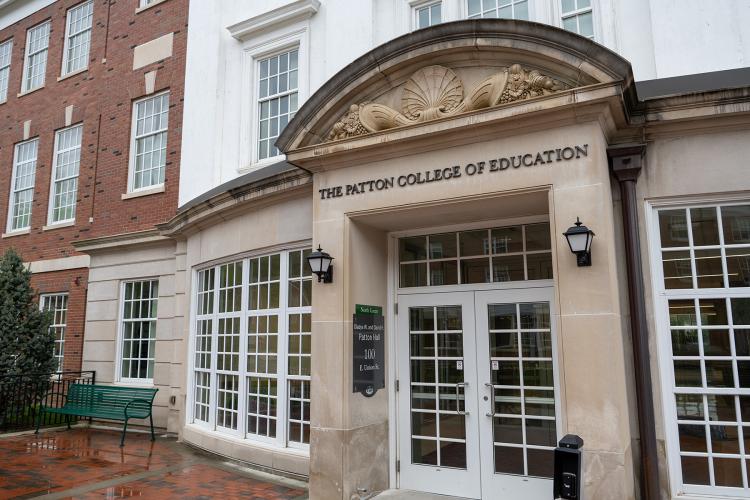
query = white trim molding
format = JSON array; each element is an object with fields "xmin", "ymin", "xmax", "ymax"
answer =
[{"xmin": 227, "ymin": 0, "xmax": 320, "ymax": 41}]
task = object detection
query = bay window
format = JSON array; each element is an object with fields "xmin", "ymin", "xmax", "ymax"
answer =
[{"xmin": 191, "ymin": 248, "xmax": 312, "ymax": 448}]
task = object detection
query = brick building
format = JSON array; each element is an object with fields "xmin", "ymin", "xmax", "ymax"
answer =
[{"xmin": 0, "ymin": 0, "xmax": 187, "ymax": 373}]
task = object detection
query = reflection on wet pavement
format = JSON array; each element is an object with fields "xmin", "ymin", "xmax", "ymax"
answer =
[{"xmin": 0, "ymin": 428, "xmax": 307, "ymax": 499}]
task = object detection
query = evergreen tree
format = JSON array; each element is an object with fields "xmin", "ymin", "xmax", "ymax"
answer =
[{"xmin": 0, "ymin": 249, "xmax": 54, "ymax": 377}]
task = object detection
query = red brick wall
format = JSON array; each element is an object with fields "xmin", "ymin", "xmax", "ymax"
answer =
[
  {"xmin": 0, "ymin": 0, "xmax": 188, "ymax": 371},
  {"xmin": 32, "ymin": 268, "xmax": 88, "ymax": 372}
]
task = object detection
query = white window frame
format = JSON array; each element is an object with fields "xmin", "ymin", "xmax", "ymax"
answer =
[
  {"xmin": 239, "ymin": 25, "xmax": 310, "ymax": 172},
  {"xmin": 21, "ymin": 20, "xmax": 50, "ymax": 93},
  {"xmin": 0, "ymin": 38, "xmax": 13, "ymax": 103},
  {"xmin": 647, "ymin": 195, "xmax": 750, "ymax": 498},
  {"xmin": 186, "ymin": 246, "xmax": 312, "ymax": 452},
  {"xmin": 127, "ymin": 91, "xmax": 170, "ymax": 193},
  {"xmin": 41, "ymin": 293, "xmax": 69, "ymax": 373},
  {"xmin": 466, "ymin": 0, "xmax": 533, "ymax": 20},
  {"xmin": 7, "ymin": 138, "xmax": 39, "ymax": 233},
  {"xmin": 47, "ymin": 124, "xmax": 83, "ymax": 226},
  {"xmin": 61, "ymin": 0, "xmax": 94, "ymax": 77},
  {"xmin": 413, "ymin": 0, "xmax": 443, "ymax": 29},
  {"xmin": 116, "ymin": 279, "xmax": 159, "ymax": 385},
  {"xmin": 559, "ymin": 0, "xmax": 594, "ymax": 39},
  {"xmin": 255, "ymin": 47, "xmax": 300, "ymax": 163}
]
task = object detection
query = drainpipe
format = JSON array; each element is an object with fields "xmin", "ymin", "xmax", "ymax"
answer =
[{"xmin": 608, "ymin": 144, "xmax": 660, "ymax": 500}]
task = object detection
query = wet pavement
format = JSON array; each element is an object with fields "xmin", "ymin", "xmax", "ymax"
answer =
[{"xmin": 0, "ymin": 428, "xmax": 308, "ymax": 499}]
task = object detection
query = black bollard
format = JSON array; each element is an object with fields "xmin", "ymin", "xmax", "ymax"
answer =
[{"xmin": 553, "ymin": 434, "xmax": 584, "ymax": 499}]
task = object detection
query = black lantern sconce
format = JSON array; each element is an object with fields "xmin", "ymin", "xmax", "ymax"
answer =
[
  {"xmin": 306, "ymin": 245, "xmax": 334, "ymax": 283},
  {"xmin": 563, "ymin": 218, "xmax": 595, "ymax": 267}
]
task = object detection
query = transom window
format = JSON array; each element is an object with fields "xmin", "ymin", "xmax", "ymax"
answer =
[
  {"xmin": 41, "ymin": 294, "xmax": 69, "ymax": 372},
  {"xmin": 415, "ymin": 1, "xmax": 442, "ymax": 29},
  {"xmin": 62, "ymin": 0, "xmax": 94, "ymax": 75},
  {"xmin": 8, "ymin": 139, "xmax": 38, "ymax": 232},
  {"xmin": 22, "ymin": 21, "xmax": 50, "ymax": 92},
  {"xmin": 0, "ymin": 39, "xmax": 12, "ymax": 102},
  {"xmin": 192, "ymin": 249, "xmax": 312, "ymax": 448},
  {"xmin": 130, "ymin": 92, "xmax": 169, "ymax": 191},
  {"xmin": 399, "ymin": 223, "xmax": 553, "ymax": 288},
  {"xmin": 49, "ymin": 125, "xmax": 82, "ymax": 224},
  {"xmin": 467, "ymin": 0, "xmax": 528, "ymax": 20},
  {"xmin": 561, "ymin": 0, "xmax": 593, "ymax": 39},
  {"xmin": 656, "ymin": 202, "xmax": 750, "ymax": 495},
  {"xmin": 119, "ymin": 280, "xmax": 159, "ymax": 382},
  {"xmin": 257, "ymin": 49, "xmax": 298, "ymax": 161}
]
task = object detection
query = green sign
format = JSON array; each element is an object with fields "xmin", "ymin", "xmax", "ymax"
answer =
[{"xmin": 355, "ymin": 304, "xmax": 382, "ymax": 315}]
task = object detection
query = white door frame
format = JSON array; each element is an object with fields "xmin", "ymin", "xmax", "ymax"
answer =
[
  {"xmin": 385, "ymin": 216, "xmax": 557, "ymax": 493},
  {"xmin": 396, "ymin": 291, "xmax": 482, "ymax": 498},
  {"xmin": 474, "ymin": 286, "xmax": 560, "ymax": 498}
]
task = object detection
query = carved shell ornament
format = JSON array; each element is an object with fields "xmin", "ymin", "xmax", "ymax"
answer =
[{"xmin": 327, "ymin": 64, "xmax": 565, "ymax": 141}]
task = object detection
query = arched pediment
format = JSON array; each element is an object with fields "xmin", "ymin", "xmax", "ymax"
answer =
[{"xmin": 276, "ymin": 19, "xmax": 635, "ymax": 152}]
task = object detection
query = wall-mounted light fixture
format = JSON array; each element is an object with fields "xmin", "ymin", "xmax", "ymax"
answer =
[
  {"xmin": 563, "ymin": 218, "xmax": 595, "ymax": 267},
  {"xmin": 306, "ymin": 245, "xmax": 334, "ymax": 283}
]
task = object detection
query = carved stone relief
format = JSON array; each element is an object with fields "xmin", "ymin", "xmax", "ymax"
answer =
[{"xmin": 326, "ymin": 64, "xmax": 565, "ymax": 142}]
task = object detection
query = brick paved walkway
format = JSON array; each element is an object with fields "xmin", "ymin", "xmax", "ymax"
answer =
[{"xmin": 0, "ymin": 428, "xmax": 307, "ymax": 499}]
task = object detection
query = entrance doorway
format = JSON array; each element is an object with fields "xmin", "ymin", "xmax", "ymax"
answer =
[{"xmin": 396, "ymin": 287, "xmax": 559, "ymax": 499}]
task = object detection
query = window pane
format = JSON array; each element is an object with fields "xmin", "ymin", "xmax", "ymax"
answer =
[
  {"xmin": 722, "ymin": 205, "xmax": 750, "ymax": 244},
  {"xmin": 690, "ymin": 207, "xmax": 720, "ymax": 246},
  {"xmin": 660, "ymin": 210, "xmax": 689, "ymax": 248}
]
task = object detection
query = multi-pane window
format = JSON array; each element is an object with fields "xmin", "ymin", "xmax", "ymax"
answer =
[
  {"xmin": 62, "ymin": 1, "xmax": 94, "ymax": 75},
  {"xmin": 140, "ymin": 0, "xmax": 157, "ymax": 6},
  {"xmin": 130, "ymin": 92, "xmax": 169, "ymax": 191},
  {"xmin": 257, "ymin": 49, "xmax": 298, "ymax": 161},
  {"xmin": 0, "ymin": 39, "xmax": 12, "ymax": 102},
  {"xmin": 656, "ymin": 203, "xmax": 750, "ymax": 495},
  {"xmin": 50, "ymin": 125, "xmax": 82, "ymax": 224},
  {"xmin": 191, "ymin": 248, "xmax": 312, "ymax": 448},
  {"xmin": 415, "ymin": 1, "xmax": 442, "ymax": 29},
  {"xmin": 467, "ymin": 0, "xmax": 529, "ymax": 20},
  {"xmin": 22, "ymin": 21, "xmax": 50, "ymax": 92},
  {"xmin": 561, "ymin": 0, "xmax": 593, "ymax": 39},
  {"xmin": 8, "ymin": 139, "xmax": 38, "ymax": 232},
  {"xmin": 119, "ymin": 280, "xmax": 159, "ymax": 382},
  {"xmin": 399, "ymin": 222, "xmax": 553, "ymax": 287},
  {"xmin": 41, "ymin": 294, "xmax": 69, "ymax": 372}
]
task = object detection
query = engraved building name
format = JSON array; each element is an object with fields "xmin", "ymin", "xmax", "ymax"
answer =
[{"xmin": 318, "ymin": 144, "xmax": 589, "ymax": 200}]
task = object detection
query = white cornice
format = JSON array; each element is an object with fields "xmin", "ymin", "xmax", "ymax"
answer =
[{"xmin": 227, "ymin": 0, "xmax": 320, "ymax": 41}]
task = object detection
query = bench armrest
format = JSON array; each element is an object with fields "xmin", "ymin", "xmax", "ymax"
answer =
[{"xmin": 124, "ymin": 398, "xmax": 155, "ymax": 418}]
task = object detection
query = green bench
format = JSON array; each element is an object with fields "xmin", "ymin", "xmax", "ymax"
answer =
[{"xmin": 35, "ymin": 383, "xmax": 158, "ymax": 446}]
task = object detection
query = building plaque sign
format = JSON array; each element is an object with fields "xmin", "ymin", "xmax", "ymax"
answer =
[
  {"xmin": 318, "ymin": 144, "xmax": 589, "ymax": 200},
  {"xmin": 353, "ymin": 304, "xmax": 385, "ymax": 397}
]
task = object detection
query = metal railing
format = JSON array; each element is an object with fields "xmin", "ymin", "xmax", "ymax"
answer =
[{"xmin": 0, "ymin": 371, "xmax": 96, "ymax": 433}]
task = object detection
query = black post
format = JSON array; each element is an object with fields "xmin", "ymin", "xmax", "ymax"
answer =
[{"xmin": 608, "ymin": 144, "xmax": 660, "ymax": 500}]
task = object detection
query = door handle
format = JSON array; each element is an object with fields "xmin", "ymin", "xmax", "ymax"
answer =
[
  {"xmin": 454, "ymin": 382, "xmax": 469, "ymax": 416},
  {"xmin": 485, "ymin": 382, "xmax": 495, "ymax": 418}
]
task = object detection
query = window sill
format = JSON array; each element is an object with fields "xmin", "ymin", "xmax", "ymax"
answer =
[
  {"xmin": 122, "ymin": 184, "xmax": 165, "ymax": 200},
  {"xmin": 2, "ymin": 228, "xmax": 30, "ymax": 238},
  {"xmin": 42, "ymin": 220, "xmax": 75, "ymax": 231},
  {"xmin": 17, "ymin": 85, "xmax": 45, "ymax": 98},
  {"xmin": 58, "ymin": 67, "xmax": 88, "ymax": 82},
  {"xmin": 114, "ymin": 380, "xmax": 155, "ymax": 388},
  {"xmin": 136, "ymin": 0, "xmax": 169, "ymax": 14},
  {"xmin": 184, "ymin": 423, "xmax": 310, "ymax": 457},
  {"xmin": 238, "ymin": 155, "xmax": 286, "ymax": 175}
]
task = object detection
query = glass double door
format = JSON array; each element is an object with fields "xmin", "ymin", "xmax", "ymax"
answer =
[{"xmin": 397, "ymin": 288, "xmax": 559, "ymax": 499}]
